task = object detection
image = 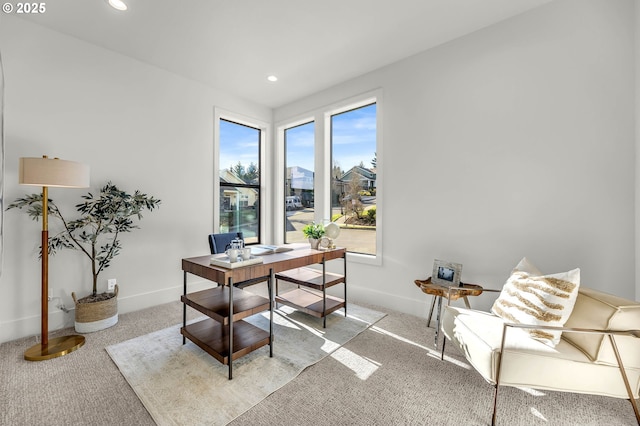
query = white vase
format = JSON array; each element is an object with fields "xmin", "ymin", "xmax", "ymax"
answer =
[{"xmin": 309, "ymin": 238, "xmax": 320, "ymax": 249}]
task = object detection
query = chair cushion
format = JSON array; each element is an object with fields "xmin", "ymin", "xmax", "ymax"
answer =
[
  {"xmin": 491, "ymin": 257, "xmax": 580, "ymax": 347},
  {"xmin": 564, "ymin": 287, "xmax": 640, "ymax": 367}
]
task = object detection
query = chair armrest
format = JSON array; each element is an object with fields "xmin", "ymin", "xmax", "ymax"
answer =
[{"xmin": 501, "ymin": 322, "xmax": 640, "ymax": 338}]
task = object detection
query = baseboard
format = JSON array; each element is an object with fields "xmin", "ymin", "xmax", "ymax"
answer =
[
  {"xmin": 1, "ymin": 280, "xmax": 427, "ymax": 344},
  {"xmin": 0, "ymin": 280, "xmax": 215, "ymax": 344},
  {"xmin": 115, "ymin": 279, "xmax": 214, "ymax": 314},
  {"xmin": 345, "ymin": 284, "xmax": 429, "ymax": 318}
]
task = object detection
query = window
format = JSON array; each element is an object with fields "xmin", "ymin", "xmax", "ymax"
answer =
[
  {"xmin": 331, "ymin": 103, "xmax": 377, "ymax": 256},
  {"xmin": 277, "ymin": 92, "xmax": 380, "ymax": 262},
  {"xmin": 284, "ymin": 121, "xmax": 315, "ymax": 243},
  {"xmin": 218, "ymin": 118, "xmax": 261, "ymax": 244}
]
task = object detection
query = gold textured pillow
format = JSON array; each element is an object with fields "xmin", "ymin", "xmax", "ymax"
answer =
[{"xmin": 491, "ymin": 257, "xmax": 580, "ymax": 347}]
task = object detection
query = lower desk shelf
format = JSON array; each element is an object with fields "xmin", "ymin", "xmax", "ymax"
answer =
[
  {"xmin": 181, "ymin": 318, "xmax": 270, "ymax": 365},
  {"xmin": 181, "ymin": 286, "xmax": 271, "ymax": 367},
  {"xmin": 275, "ymin": 288, "xmax": 345, "ymax": 318}
]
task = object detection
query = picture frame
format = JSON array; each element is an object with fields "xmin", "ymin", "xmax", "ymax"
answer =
[{"xmin": 432, "ymin": 259, "xmax": 463, "ymax": 287}]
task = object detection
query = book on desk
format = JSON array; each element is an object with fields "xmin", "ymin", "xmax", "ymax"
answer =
[{"xmin": 249, "ymin": 245, "xmax": 295, "ymax": 255}]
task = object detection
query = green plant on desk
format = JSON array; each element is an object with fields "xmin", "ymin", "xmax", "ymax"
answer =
[{"xmin": 302, "ymin": 222, "xmax": 325, "ymax": 239}]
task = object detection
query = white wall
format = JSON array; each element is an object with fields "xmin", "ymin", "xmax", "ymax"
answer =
[
  {"xmin": 276, "ymin": 0, "xmax": 637, "ymax": 316},
  {"xmin": 635, "ymin": 0, "xmax": 640, "ymax": 302},
  {"xmin": 0, "ymin": 15, "xmax": 272, "ymax": 342},
  {"xmin": 1, "ymin": 0, "xmax": 636, "ymax": 343}
]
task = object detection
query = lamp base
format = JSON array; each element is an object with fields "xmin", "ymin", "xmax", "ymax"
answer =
[{"xmin": 24, "ymin": 335, "xmax": 86, "ymax": 361}]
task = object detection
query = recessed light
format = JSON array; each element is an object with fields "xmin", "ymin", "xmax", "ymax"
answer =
[
  {"xmin": 267, "ymin": 75, "xmax": 278, "ymax": 82},
  {"xmin": 108, "ymin": 0, "xmax": 127, "ymax": 11}
]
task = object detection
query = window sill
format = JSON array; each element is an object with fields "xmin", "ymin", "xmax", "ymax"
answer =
[{"xmin": 346, "ymin": 251, "xmax": 382, "ymax": 266}]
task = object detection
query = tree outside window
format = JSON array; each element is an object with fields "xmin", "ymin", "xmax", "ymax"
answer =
[{"xmin": 219, "ymin": 119, "xmax": 261, "ymax": 243}]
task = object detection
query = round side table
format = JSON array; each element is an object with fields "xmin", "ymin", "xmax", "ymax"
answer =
[{"xmin": 414, "ymin": 277, "xmax": 483, "ymax": 348}]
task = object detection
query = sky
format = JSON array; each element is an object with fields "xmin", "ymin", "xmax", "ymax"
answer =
[
  {"xmin": 285, "ymin": 103, "xmax": 377, "ymax": 173},
  {"xmin": 220, "ymin": 103, "xmax": 376, "ymax": 176},
  {"xmin": 219, "ymin": 119, "xmax": 260, "ymax": 175},
  {"xmin": 285, "ymin": 121, "xmax": 315, "ymax": 171}
]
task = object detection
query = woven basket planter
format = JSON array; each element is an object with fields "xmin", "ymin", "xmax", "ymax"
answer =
[{"xmin": 72, "ymin": 285, "xmax": 119, "ymax": 333}]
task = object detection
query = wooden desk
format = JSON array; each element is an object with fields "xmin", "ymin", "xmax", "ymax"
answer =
[
  {"xmin": 414, "ymin": 277, "xmax": 483, "ymax": 348},
  {"xmin": 181, "ymin": 245, "xmax": 346, "ymax": 379}
]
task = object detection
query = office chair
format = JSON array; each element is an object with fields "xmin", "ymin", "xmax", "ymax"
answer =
[{"xmin": 209, "ymin": 232, "xmax": 244, "ymax": 255}]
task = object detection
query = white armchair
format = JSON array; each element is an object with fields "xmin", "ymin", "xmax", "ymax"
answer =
[{"xmin": 442, "ymin": 287, "xmax": 640, "ymax": 425}]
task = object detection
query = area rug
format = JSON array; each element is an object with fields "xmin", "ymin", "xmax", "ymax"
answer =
[{"xmin": 106, "ymin": 304, "xmax": 385, "ymax": 426}]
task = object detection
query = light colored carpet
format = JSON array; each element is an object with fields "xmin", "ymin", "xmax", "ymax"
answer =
[
  {"xmin": 106, "ymin": 304, "xmax": 385, "ymax": 426},
  {"xmin": 2, "ymin": 291, "xmax": 637, "ymax": 425}
]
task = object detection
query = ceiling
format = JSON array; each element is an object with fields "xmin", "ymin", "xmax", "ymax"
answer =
[{"xmin": 17, "ymin": 0, "xmax": 553, "ymax": 108}]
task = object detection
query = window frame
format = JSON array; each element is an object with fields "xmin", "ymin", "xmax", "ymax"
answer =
[
  {"xmin": 275, "ymin": 89, "xmax": 383, "ymax": 265},
  {"xmin": 214, "ymin": 108, "xmax": 270, "ymax": 244}
]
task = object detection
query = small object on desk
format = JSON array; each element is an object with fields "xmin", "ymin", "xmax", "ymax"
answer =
[
  {"xmin": 209, "ymin": 254, "xmax": 263, "ymax": 268},
  {"xmin": 319, "ymin": 221, "xmax": 340, "ymax": 249},
  {"xmin": 241, "ymin": 247, "xmax": 252, "ymax": 260},
  {"xmin": 225, "ymin": 248, "xmax": 240, "ymax": 262},
  {"xmin": 251, "ymin": 245, "xmax": 295, "ymax": 255}
]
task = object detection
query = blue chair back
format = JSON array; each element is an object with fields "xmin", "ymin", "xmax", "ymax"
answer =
[{"xmin": 208, "ymin": 232, "xmax": 244, "ymax": 254}]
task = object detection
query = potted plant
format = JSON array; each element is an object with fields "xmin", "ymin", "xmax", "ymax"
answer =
[
  {"xmin": 9, "ymin": 182, "xmax": 161, "ymax": 332},
  {"xmin": 302, "ymin": 222, "xmax": 325, "ymax": 249}
]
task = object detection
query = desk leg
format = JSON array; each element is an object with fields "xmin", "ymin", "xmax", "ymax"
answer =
[
  {"xmin": 343, "ymin": 253, "xmax": 347, "ymax": 317},
  {"xmin": 426, "ymin": 296, "xmax": 437, "ymax": 328},
  {"xmin": 269, "ymin": 268, "xmax": 274, "ymax": 357},
  {"xmin": 182, "ymin": 271, "xmax": 187, "ymax": 345},
  {"xmin": 322, "ymin": 259, "xmax": 327, "ymax": 329},
  {"xmin": 228, "ymin": 277, "xmax": 234, "ymax": 380}
]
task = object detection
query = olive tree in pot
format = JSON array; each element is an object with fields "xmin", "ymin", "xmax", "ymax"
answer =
[{"xmin": 9, "ymin": 182, "xmax": 161, "ymax": 333}]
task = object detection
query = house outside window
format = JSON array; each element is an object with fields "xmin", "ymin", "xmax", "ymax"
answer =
[
  {"xmin": 284, "ymin": 121, "xmax": 315, "ymax": 243},
  {"xmin": 330, "ymin": 103, "xmax": 377, "ymax": 256},
  {"xmin": 278, "ymin": 92, "xmax": 381, "ymax": 262}
]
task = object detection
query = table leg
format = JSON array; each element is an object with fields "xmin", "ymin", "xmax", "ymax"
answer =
[
  {"xmin": 434, "ymin": 295, "xmax": 443, "ymax": 347},
  {"xmin": 228, "ymin": 277, "xmax": 234, "ymax": 380},
  {"xmin": 426, "ymin": 295, "xmax": 437, "ymax": 328},
  {"xmin": 463, "ymin": 296, "xmax": 471, "ymax": 309},
  {"xmin": 275, "ymin": 274, "xmax": 279, "ymax": 309},
  {"xmin": 269, "ymin": 268, "xmax": 274, "ymax": 357}
]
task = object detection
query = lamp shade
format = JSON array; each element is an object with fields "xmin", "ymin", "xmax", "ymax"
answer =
[{"xmin": 19, "ymin": 157, "xmax": 90, "ymax": 188}]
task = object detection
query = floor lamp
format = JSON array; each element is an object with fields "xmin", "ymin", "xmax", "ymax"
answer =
[{"xmin": 19, "ymin": 155, "xmax": 90, "ymax": 361}]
